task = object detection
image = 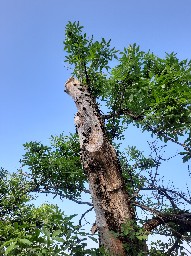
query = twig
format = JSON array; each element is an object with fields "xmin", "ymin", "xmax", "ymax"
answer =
[
  {"xmin": 79, "ymin": 207, "xmax": 94, "ymax": 226},
  {"xmin": 166, "ymin": 237, "xmax": 181, "ymax": 255},
  {"xmin": 38, "ymin": 189, "xmax": 93, "ymax": 206},
  {"xmin": 146, "ymin": 124, "xmax": 191, "ymax": 154},
  {"xmin": 103, "ymin": 108, "xmax": 144, "ymax": 121}
]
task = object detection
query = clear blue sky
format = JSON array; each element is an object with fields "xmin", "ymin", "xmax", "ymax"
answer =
[{"xmin": 0, "ymin": 0, "xmax": 191, "ymax": 201}]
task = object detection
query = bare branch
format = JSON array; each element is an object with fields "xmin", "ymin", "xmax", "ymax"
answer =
[
  {"xmin": 36, "ymin": 189, "xmax": 93, "ymax": 206},
  {"xmin": 164, "ymin": 188, "xmax": 191, "ymax": 205},
  {"xmin": 79, "ymin": 207, "xmax": 94, "ymax": 226},
  {"xmin": 140, "ymin": 185, "xmax": 191, "ymax": 206},
  {"xmin": 83, "ymin": 189, "xmax": 90, "ymax": 194},
  {"xmin": 146, "ymin": 124, "xmax": 191, "ymax": 154},
  {"xmin": 166, "ymin": 237, "xmax": 181, "ymax": 256},
  {"xmin": 157, "ymin": 188, "xmax": 178, "ymax": 209}
]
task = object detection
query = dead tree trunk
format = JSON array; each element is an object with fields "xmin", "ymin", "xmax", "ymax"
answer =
[{"xmin": 65, "ymin": 77, "xmax": 143, "ymax": 255}]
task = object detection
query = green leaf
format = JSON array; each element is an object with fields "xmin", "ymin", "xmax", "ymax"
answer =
[
  {"xmin": 129, "ymin": 94, "xmax": 134, "ymax": 102},
  {"xmin": 5, "ymin": 242, "xmax": 17, "ymax": 255},
  {"xmin": 54, "ymin": 237, "xmax": 65, "ymax": 243},
  {"xmin": 88, "ymin": 236, "xmax": 98, "ymax": 243},
  {"xmin": 42, "ymin": 227, "xmax": 50, "ymax": 237},
  {"xmin": 52, "ymin": 230, "xmax": 62, "ymax": 237},
  {"xmin": 136, "ymin": 235, "xmax": 148, "ymax": 240},
  {"xmin": 19, "ymin": 238, "xmax": 32, "ymax": 245}
]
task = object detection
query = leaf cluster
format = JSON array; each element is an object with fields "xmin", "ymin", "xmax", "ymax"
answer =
[
  {"xmin": 0, "ymin": 170, "xmax": 99, "ymax": 255},
  {"xmin": 21, "ymin": 133, "xmax": 86, "ymax": 199},
  {"xmin": 107, "ymin": 45, "xmax": 191, "ymax": 153},
  {"xmin": 64, "ymin": 22, "xmax": 191, "ymax": 161},
  {"xmin": 64, "ymin": 21, "xmax": 118, "ymax": 97}
]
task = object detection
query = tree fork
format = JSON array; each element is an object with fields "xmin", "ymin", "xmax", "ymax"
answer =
[{"xmin": 65, "ymin": 77, "xmax": 145, "ymax": 255}]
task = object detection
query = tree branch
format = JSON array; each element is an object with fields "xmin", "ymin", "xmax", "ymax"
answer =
[
  {"xmin": 35, "ymin": 188, "xmax": 93, "ymax": 206},
  {"xmin": 103, "ymin": 108, "xmax": 191, "ymax": 155},
  {"xmin": 134, "ymin": 202, "xmax": 191, "ymax": 233},
  {"xmin": 166, "ymin": 237, "xmax": 181, "ymax": 256},
  {"xmin": 103, "ymin": 108, "xmax": 144, "ymax": 121},
  {"xmin": 141, "ymin": 185, "xmax": 191, "ymax": 205},
  {"xmin": 145, "ymin": 124, "xmax": 191, "ymax": 154},
  {"xmin": 79, "ymin": 207, "xmax": 94, "ymax": 226}
]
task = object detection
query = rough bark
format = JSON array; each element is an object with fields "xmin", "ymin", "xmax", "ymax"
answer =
[{"xmin": 65, "ymin": 77, "xmax": 142, "ymax": 255}]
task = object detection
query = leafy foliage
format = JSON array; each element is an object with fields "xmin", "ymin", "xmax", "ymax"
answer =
[
  {"xmin": 0, "ymin": 169, "xmax": 99, "ymax": 255},
  {"xmin": 21, "ymin": 133, "xmax": 86, "ymax": 199},
  {"xmin": 107, "ymin": 46, "xmax": 191, "ymax": 146},
  {"xmin": 64, "ymin": 22, "xmax": 191, "ymax": 159},
  {"xmin": 64, "ymin": 21, "xmax": 118, "ymax": 97}
]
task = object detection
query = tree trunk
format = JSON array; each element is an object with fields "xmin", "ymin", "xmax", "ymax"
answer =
[{"xmin": 65, "ymin": 77, "xmax": 143, "ymax": 255}]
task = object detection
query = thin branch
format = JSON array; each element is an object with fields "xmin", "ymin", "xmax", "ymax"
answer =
[
  {"xmin": 37, "ymin": 189, "xmax": 93, "ymax": 206},
  {"xmin": 134, "ymin": 202, "xmax": 191, "ymax": 233},
  {"xmin": 133, "ymin": 201, "xmax": 162, "ymax": 218},
  {"xmin": 20, "ymin": 170, "xmax": 32, "ymax": 178},
  {"xmin": 166, "ymin": 237, "xmax": 181, "ymax": 256},
  {"xmin": 164, "ymin": 188, "xmax": 191, "ymax": 205},
  {"xmin": 157, "ymin": 188, "xmax": 178, "ymax": 209},
  {"xmin": 79, "ymin": 207, "xmax": 94, "ymax": 226},
  {"xmin": 146, "ymin": 124, "xmax": 191, "ymax": 154},
  {"xmin": 83, "ymin": 189, "xmax": 90, "ymax": 194},
  {"xmin": 103, "ymin": 108, "xmax": 144, "ymax": 121},
  {"xmin": 140, "ymin": 185, "xmax": 191, "ymax": 205},
  {"xmin": 103, "ymin": 107, "xmax": 191, "ymax": 154},
  {"xmin": 65, "ymin": 195, "xmax": 93, "ymax": 207}
]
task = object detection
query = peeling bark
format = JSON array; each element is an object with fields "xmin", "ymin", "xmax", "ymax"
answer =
[{"xmin": 65, "ymin": 77, "xmax": 141, "ymax": 255}]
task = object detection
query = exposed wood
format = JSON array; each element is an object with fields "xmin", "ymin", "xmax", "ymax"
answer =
[{"xmin": 65, "ymin": 77, "xmax": 142, "ymax": 255}]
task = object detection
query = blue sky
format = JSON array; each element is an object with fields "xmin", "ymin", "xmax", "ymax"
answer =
[
  {"xmin": 0, "ymin": 0, "xmax": 190, "ymax": 169},
  {"xmin": 0, "ymin": 0, "xmax": 191, "ymax": 226}
]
